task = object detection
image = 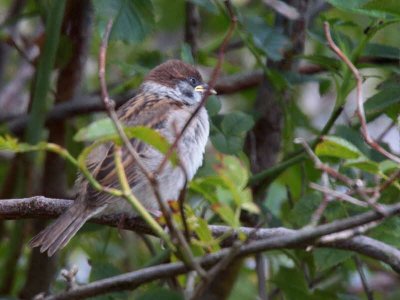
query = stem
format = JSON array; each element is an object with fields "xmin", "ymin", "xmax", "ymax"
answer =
[{"xmin": 113, "ymin": 146, "xmax": 175, "ymax": 250}]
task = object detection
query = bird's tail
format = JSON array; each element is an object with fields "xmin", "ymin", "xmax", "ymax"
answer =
[{"xmin": 29, "ymin": 203, "xmax": 102, "ymax": 257}]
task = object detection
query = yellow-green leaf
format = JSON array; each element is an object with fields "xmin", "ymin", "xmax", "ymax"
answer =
[
  {"xmin": 344, "ymin": 157, "xmax": 379, "ymax": 174},
  {"xmin": 315, "ymin": 136, "xmax": 363, "ymax": 159},
  {"xmin": 379, "ymin": 160, "xmax": 400, "ymax": 173},
  {"xmin": 74, "ymin": 118, "xmax": 178, "ymax": 165}
]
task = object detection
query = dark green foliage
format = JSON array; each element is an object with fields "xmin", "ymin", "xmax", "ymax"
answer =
[{"xmin": 1, "ymin": 0, "xmax": 400, "ymax": 299}]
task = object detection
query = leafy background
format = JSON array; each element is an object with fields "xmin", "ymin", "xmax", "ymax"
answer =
[{"xmin": 0, "ymin": 0, "xmax": 400, "ymax": 299}]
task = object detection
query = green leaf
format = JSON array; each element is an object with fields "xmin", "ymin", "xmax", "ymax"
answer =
[
  {"xmin": 379, "ymin": 160, "xmax": 400, "ymax": 173},
  {"xmin": 299, "ymin": 54, "xmax": 340, "ymax": 74},
  {"xmin": 245, "ymin": 17, "xmax": 290, "ymax": 61},
  {"xmin": 189, "ymin": 0, "xmax": 218, "ymax": 14},
  {"xmin": 189, "ymin": 176, "xmax": 224, "ymax": 204},
  {"xmin": 180, "ymin": 43, "xmax": 195, "ymax": 64},
  {"xmin": 369, "ymin": 218, "xmax": 400, "ymax": 248},
  {"xmin": 205, "ymin": 95, "xmax": 221, "ymax": 116},
  {"xmin": 363, "ymin": 43, "xmax": 400, "ymax": 60},
  {"xmin": 290, "ymin": 193, "xmax": 322, "ymax": 226},
  {"xmin": 364, "ymin": 86, "xmax": 400, "ymax": 116},
  {"xmin": 211, "ymin": 203, "xmax": 239, "ymax": 227},
  {"xmin": 315, "ymin": 136, "xmax": 363, "ymax": 159},
  {"xmin": 0, "ymin": 135, "xmax": 20, "ymax": 151},
  {"xmin": 272, "ymin": 267, "xmax": 310, "ymax": 300},
  {"xmin": 191, "ymin": 215, "xmax": 220, "ymax": 252},
  {"xmin": 265, "ymin": 182, "xmax": 287, "ymax": 217},
  {"xmin": 326, "ymin": 0, "xmax": 390, "ymax": 18},
  {"xmin": 210, "ymin": 132, "xmax": 243, "ymax": 155},
  {"xmin": 314, "ymin": 249, "xmax": 353, "ymax": 271},
  {"xmin": 94, "ymin": 0, "xmax": 154, "ymax": 43},
  {"xmin": 362, "ymin": 0, "xmax": 400, "ymax": 17},
  {"xmin": 221, "ymin": 112, "xmax": 254, "ymax": 136},
  {"xmin": 343, "ymin": 157, "xmax": 379, "ymax": 173},
  {"xmin": 75, "ymin": 118, "xmax": 178, "ymax": 165},
  {"xmin": 74, "ymin": 118, "xmax": 115, "ymax": 141},
  {"xmin": 334, "ymin": 125, "xmax": 371, "ymax": 157},
  {"xmin": 90, "ymin": 261, "xmax": 129, "ymax": 300},
  {"xmin": 241, "ymin": 198, "xmax": 260, "ymax": 214},
  {"xmin": 217, "ymin": 155, "xmax": 249, "ymax": 189},
  {"xmin": 210, "ymin": 112, "xmax": 254, "ymax": 154}
]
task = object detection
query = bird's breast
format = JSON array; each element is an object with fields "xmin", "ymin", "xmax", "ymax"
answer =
[{"xmin": 168, "ymin": 107, "xmax": 209, "ymax": 180}]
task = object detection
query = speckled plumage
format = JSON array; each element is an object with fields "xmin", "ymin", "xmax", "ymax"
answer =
[{"xmin": 29, "ymin": 60, "xmax": 210, "ymax": 256}]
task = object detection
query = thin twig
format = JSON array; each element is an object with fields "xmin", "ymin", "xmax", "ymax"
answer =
[
  {"xmin": 296, "ymin": 138, "xmax": 386, "ymax": 214},
  {"xmin": 378, "ymin": 169, "xmax": 400, "ymax": 193},
  {"xmin": 256, "ymin": 253, "xmax": 267, "ymax": 300},
  {"xmin": 323, "ymin": 22, "xmax": 400, "ymax": 164},
  {"xmin": 309, "ymin": 183, "xmax": 368, "ymax": 208},
  {"xmin": 99, "ymin": 20, "xmax": 155, "ymax": 182},
  {"xmin": 39, "ymin": 218, "xmax": 400, "ymax": 299},
  {"xmin": 98, "ymin": 19, "xmax": 207, "ymax": 277},
  {"xmin": 310, "ymin": 162, "xmax": 331, "ymax": 226},
  {"xmin": 353, "ymin": 256, "xmax": 374, "ymax": 300},
  {"xmin": 191, "ymin": 222, "xmax": 265, "ymax": 299},
  {"xmin": 318, "ymin": 221, "xmax": 380, "ymax": 243}
]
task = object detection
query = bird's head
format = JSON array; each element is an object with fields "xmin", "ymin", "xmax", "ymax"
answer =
[{"xmin": 141, "ymin": 59, "xmax": 216, "ymax": 105}]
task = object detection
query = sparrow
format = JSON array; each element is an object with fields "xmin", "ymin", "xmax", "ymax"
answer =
[{"xmin": 29, "ymin": 59, "xmax": 216, "ymax": 256}]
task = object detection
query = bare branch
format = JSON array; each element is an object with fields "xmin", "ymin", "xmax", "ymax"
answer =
[
  {"xmin": 310, "ymin": 183, "xmax": 368, "ymax": 208},
  {"xmin": 2, "ymin": 197, "xmax": 400, "ymax": 271},
  {"xmin": 36, "ymin": 221, "xmax": 400, "ymax": 299}
]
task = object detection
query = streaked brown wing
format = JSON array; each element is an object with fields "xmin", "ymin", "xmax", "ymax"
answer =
[{"xmin": 84, "ymin": 93, "xmax": 184, "ymax": 207}]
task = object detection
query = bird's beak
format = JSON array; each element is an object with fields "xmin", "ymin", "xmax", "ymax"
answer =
[{"xmin": 195, "ymin": 84, "xmax": 217, "ymax": 95}]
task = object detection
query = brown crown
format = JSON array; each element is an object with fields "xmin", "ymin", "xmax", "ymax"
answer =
[{"xmin": 144, "ymin": 59, "xmax": 203, "ymax": 88}]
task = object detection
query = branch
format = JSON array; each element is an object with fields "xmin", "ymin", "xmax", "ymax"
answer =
[
  {"xmin": 324, "ymin": 22, "xmax": 400, "ymax": 164},
  {"xmin": 4, "ymin": 92, "xmax": 133, "ymax": 134},
  {"xmin": 2, "ymin": 196, "xmax": 400, "ymax": 271},
  {"xmin": 3, "ymin": 56, "xmax": 398, "ymax": 134},
  {"xmin": 38, "ymin": 226, "xmax": 400, "ymax": 299}
]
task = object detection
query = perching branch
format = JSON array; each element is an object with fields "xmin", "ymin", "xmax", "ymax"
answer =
[
  {"xmin": 2, "ymin": 196, "xmax": 400, "ymax": 299},
  {"xmin": 42, "ymin": 232, "xmax": 400, "ymax": 300},
  {"xmin": 2, "ymin": 196, "xmax": 400, "ymax": 272}
]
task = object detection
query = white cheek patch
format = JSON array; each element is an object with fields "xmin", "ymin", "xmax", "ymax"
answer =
[{"xmin": 141, "ymin": 81, "xmax": 202, "ymax": 105}]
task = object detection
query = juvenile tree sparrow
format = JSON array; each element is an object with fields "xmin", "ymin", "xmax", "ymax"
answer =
[{"xmin": 29, "ymin": 59, "xmax": 215, "ymax": 256}]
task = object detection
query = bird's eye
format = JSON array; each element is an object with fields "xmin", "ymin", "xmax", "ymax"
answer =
[{"xmin": 188, "ymin": 77, "xmax": 197, "ymax": 86}]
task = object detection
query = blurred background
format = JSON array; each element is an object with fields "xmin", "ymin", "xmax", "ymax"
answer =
[{"xmin": 0, "ymin": 0, "xmax": 399, "ymax": 299}]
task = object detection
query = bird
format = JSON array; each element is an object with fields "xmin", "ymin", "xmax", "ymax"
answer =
[{"xmin": 29, "ymin": 59, "xmax": 216, "ymax": 256}]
